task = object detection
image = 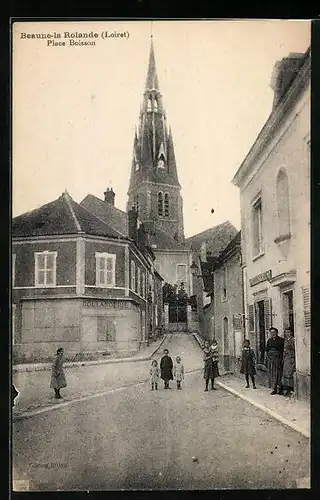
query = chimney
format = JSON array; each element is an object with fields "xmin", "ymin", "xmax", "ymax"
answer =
[
  {"xmin": 128, "ymin": 205, "xmax": 138, "ymax": 241},
  {"xmin": 270, "ymin": 53, "xmax": 305, "ymax": 109},
  {"xmin": 104, "ymin": 187, "xmax": 115, "ymax": 206}
]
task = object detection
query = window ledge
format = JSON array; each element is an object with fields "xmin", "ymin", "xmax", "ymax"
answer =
[
  {"xmin": 35, "ymin": 285, "xmax": 56, "ymax": 288},
  {"xmin": 252, "ymin": 252, "xmax": 265, "ymax": 262},
  {"xmin": 274, "ymin": 233, "xmax": 291, "ymax": 245}
]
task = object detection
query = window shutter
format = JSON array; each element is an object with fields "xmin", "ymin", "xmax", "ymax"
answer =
[
  {"xmin": 248, "ymin": 305, "xmax": 255, "ymax": 332},
  {"xmin": 264, "ymin": 298, "xmax": 273, "ymax": 330},
  {"xmin": 302, "ymin": 286, "xmax": 310, "ymax": 328}
]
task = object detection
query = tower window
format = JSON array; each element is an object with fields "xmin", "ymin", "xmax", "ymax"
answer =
[
  {"xmin": 135, "ymin": 194, "xmax": 139, "ymax": 214},
  {"xmin": 157, "ymin": 154, "xmax": 165, "ymax": 169},
  {"xmin": 164, "ymin": 193, "xmax": 169, "ymax": 217},
  {"xmin": 147, "ymin": 98, "xmax": 152, "ymax": 112},
  {"xmin": 154, "ymin": 98, "xmax": 158, "ymax": 112},
  {"xmin": 135, "ymin": 162, "xmax": 140, "ymax": 171},
  {"xmin": 158, "ymin": 192, "xmax": 163, "ymax": 216}
]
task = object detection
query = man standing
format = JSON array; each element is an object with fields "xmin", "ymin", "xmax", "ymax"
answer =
[
  {"xmin": 160, "ymin": 349, "xmax": 173, "ymax": 389},
  {"xmin": 266, "ymin": 327, "xmax": 284, "ymax": 395}
]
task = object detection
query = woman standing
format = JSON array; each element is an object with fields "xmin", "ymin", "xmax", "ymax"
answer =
[
  {"xmin": 281, "ymin": 328, "xmax": 296, "ymax": 396},
  {"xmin": 50, "ymin": 347, "xmax": 67, "ymax": 399},
  {"xmin": 266, "ymin": 327, "xmax": 284, "ymax": 395}
]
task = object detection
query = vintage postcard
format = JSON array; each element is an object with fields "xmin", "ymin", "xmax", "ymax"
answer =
[{"xmin": 11, "ymin": 19, "xmax": 310, "ymax": 491}]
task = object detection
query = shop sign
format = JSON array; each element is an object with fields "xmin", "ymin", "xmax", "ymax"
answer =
[
  {"xmin": 82, "ymin": 299, "xmax": 138, "ymax": 310},
  {"xmin": 249, "ymin": 269, "xmax": 272, "ymax": 287}
]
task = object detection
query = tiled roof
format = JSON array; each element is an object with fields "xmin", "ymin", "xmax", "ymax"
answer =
[
  {"xmin": 149, "ymin": 230, "xmax": 189, "ymax": 252},
  {"xmin": 185, "ymin": 221, "xmax": 238, "ymax": 257},
  {"xmin": 12, "ymin": 191, "xmax": 124, "ymax": 239},
  {"xmin": 80, "ymin": 194, "xmax": 128, "ymax": 236}
]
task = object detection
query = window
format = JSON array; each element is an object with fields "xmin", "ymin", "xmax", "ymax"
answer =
[
  {"xmin": 154, "ymin": 99, "xmax": 158, "ymax": 112},
  {"xmin": 158, "ymin": 192, "xmax": 164, "ymax": 216},
  {"xmin": 12, "ymin": 254, "xmax": 16, "ymax": 288},
  {"xmin": 35, "ymin": 251, "xmax": 57, "ymax": 287},
  {"xmin": 135, "ymin": 194, "xmax": 139, "ymax": 214},
  {"xmin": 131, "ymin": 260, "xmax": 136, "ymax": 291},
  {"xmin": 222, "ymin": 267, "xmax": 227, "ymax": 300},
  {"xmin": 176, "ymin": 264, "xmax": 187, "ymax": 287},
  {"xmin": 252, "ymin": 197, "xmax": 263, "ymax": 257},
  {"xmin": 135, "ymin": 162, "xmax": 140, "ymax": 171},
  {"xmin": 157, "ymin": 157, "xmax": 165, "ymax": 169},
  {"xmin": 141, "ymin": 272, "xmax": 145, "ymax": 298},
  {"xmin": 147, "ymin": 98, "xmax": 152, "ymax": 112},
  {"xmin": 164, "ymin": 193, "xmax": 169, "ymax": 217},
  {"xmin": 276, "ymin": 168, "xmax": 290, "ymax": 237},
  {"xmin": 95, "ymin": 253, "xmax": 116, "ymax": 287},
  {"xmin": 137, "ymin": 268, "xmax": 141, "ymax": 296}
]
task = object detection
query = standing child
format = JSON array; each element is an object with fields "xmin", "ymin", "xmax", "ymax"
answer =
[
  {"xmin": 240, "ymin": 339, "xmax": 256, "ymax": 389},
  {"xmin": 150, "ymin": 359, "xmax": 160, "ymax": 390},
  {"xmin": 50, "ymin": 347, "xmax": 67, "ymax": 398},
  {"xmin": 174, "ymin": 356, "xmax": 184, "ymax": 390},
  {"xmin": 160, "ymin": 349, "xmax": 173, "ymax": 389}
]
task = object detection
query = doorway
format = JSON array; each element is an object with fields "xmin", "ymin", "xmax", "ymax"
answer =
[
  {"xmin": 223, "ymin": 317, "xmax": 229, "ymax": 371},
  {"xmin": 282, "ymin": 290, "xmax": 294, "ymax": 333},
  {"xmin": 256, "ymin": 300, "xmax": 266, "ymax": 364}
]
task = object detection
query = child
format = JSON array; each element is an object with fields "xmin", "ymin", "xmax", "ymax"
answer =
[
  {"xmin": 240, "ymin": 339, "xmax": 256, "ymax": 389},
  {"xmin": 173, "ymin": 356, "xmax": 184, "ymax": 390},
  {"xmin": 160, "ymin": 348, "xmax": 173, "ymax": 389},
  {"xmin": 150, "ymin": 359, "xmax": 160, "ymax": 390}
]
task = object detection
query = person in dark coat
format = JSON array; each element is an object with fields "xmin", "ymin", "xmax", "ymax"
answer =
[
  {"xmin": 50, "ymin": 347, "xmax": 67, "ymax": 398},
  {"xmin": 281, "ymin": 328, "xmax": 296, "ymax": 396},
  {"xmin": 266, "ymin": 327, "xmax": 284, "ymax": 395},
  {"xmin": 160, "ymin": 349, "xmax": 173, "ymax": 389},
  {"xmin": 203, "ymin": 340, "xmax": 219, "ymax": 391},
  {"xmin": 12, "ymin": 384, "xmax": 19, "ymax": 407},
  {"xmin": 240, "ymin": 339, "xmax": 256, "ymax": 389}
]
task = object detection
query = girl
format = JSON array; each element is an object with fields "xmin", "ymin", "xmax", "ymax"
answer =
[
  {"xmin": 173, "ymin": 356, "xmax": 184, "ymax": 390},
  {"xmin": 160, "ymin": 349, "xmax": 173, "ymax": 389},
  {"xmin": 240, "ymin": 339, "xmax": 256, "ymax": 389},
  {"xmin": 203, "ymin": 340, "xmax": 219, "ymax": 391},
  {"xmin": 50, "ymin": 347, "xmax": 67, "ymax": 399},
  {"xmin": 150, "ymin": 359, "xmax": 160, "ymax": 390}
]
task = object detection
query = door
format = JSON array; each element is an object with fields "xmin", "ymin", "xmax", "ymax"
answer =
[
  {"xmin": 256, "ymin": 300, "xmax": 266, "ymax": 364},
  {"xmin": 282, "ymin": 290, "xmax": 294, "ymax": 334},
  {"xmin": 223, "ymin": 317, "xmax": 229, "ymax": 371}
]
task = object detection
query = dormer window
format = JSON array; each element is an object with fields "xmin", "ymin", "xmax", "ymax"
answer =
[{"xmin": 157, "ymin": 154, "xmax": 165, "ymax": 169}]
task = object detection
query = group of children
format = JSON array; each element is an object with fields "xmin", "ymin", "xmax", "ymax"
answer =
[
  {"xmin": 151, "ymin": 338, "xmax": 257, "ymax": 391},
  {"xmin": 150, "ymin": 348, "xmax": 184, "ymax": 390}
]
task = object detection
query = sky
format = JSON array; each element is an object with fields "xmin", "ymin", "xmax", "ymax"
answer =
[{"xmin": 12, "ymin": 20, "xmax": 310, "ymax": 238}]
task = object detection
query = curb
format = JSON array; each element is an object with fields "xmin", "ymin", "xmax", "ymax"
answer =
[
  {"xmin": 216, "ymin": 380, "xmax": 310, "ymax": 439},
  {"xmin": 12, "ymin": 336, "xmax": 168, "ymax": 374},
  {"xmin": 13, "ymin": 366, "xmax": 203, "ymax": 421}
]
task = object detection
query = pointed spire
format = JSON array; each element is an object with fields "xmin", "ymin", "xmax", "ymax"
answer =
[{"xmin": 145, "ymin": 37, "xmax": 159, "ymax": 91}]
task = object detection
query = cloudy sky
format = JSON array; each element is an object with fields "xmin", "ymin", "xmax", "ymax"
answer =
[{"xmin": 13, "ymin": 20, "xmax": 310, "ymax": 237}]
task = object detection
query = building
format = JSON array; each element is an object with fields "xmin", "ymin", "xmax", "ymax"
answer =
[
  {"xmin": 125, "ymin": 38, "xmax": 193, "ymax": 305},
  {"xmin": 186, "ymin": 221, "xmax": 238, "ymax": 335},
  {"xmin": 12, "ymin": 191, "xmax": 162, "ymax": 362},
  {"xmin": 232, "ymin": 49, "xmax": 310, "ymax": 401}
]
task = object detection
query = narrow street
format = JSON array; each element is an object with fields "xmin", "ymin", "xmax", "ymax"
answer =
[{"xmin": 12, "ymin": 335, "xmax": 310, "ymax": 490}]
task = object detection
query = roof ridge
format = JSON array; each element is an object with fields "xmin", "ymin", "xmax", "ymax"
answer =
[
  {"xmin": 83, "ymin": 193, "xmax": 127, "ymax": 217},
  {"xmin": 63, "ymin": 191, "xmax": 83, "ymax": 233},
  {"xmin": 76, "ymin": 196, "xmax": 127, "ymax": 239},
  {"xmin": 186, "ymin": 221, "xmax": 232, "ymax": 241}
]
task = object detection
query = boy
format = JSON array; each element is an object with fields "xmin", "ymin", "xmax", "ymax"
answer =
[{"xmin": 160, "ymin": 349, "xmax": 173, "ymax": 389}]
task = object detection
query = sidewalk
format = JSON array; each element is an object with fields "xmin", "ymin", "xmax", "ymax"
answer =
[
  {"xmin": 216, "ymin": 374, "xmax": 310, "ymax": 439},
  {"xmin": 12, "ymin": 335, "xmax": 168, "ymax": 373}
]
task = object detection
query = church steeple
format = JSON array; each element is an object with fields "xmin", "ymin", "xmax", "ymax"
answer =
[{"xmin": 127, "ymin": 36, "xmax": 185, "ymax": 244}]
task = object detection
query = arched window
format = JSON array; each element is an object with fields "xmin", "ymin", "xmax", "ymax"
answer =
[
  {"xmin": 135, "ymin": 194, "xmax": 139, "ymax": 214},
  {"xmin": 276, "ymin": 168, "xmax": 290, "ymax": 237},
  {"xmin": 157, "ymin": 154, "xmax": 165, "ymax": 169},
  {"xmin": 164, "ymin": 193, "xmax": 169, "ymax": 217},
  {"xmin": 147, "ymin": 98, "xmax": 152, "ymax": 112},
  {"xmin": 154, "ymin": 98, "xmax": 158, "ymax": 112},
  {"xmin": 158, "ymin": 192, "xmax": 163, "ymax": 216}
]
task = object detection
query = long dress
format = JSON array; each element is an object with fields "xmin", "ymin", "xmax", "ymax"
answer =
[
  {"xmin": 174, "ymin": 363, "xmax": 184, "ymax": 382},
  {"xmin": 282, "ymin": 336, "xmax": 296, "ymax": 389},
  {"xmin": 240, "ymin": 347, "xmax": 256, "ymax": 376},
  {"xmin": 50, "ymin": 354, "xmax": 67, "ymax": 389},
  {"xmin": 160, "ymin": 355, "xmax": 173, "ymax": 381},
  {"xmin": 150, "ymin": 366, "xmax": 160, "ymax": 384},
  {"xmin": 266, "ymin": 336, "xmax": 284, "ymax": 389}
]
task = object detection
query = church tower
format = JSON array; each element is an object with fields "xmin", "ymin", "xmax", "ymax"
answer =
[{"xmin": 127, "ymin": 37, "xmax": 185, "ymax": 243}]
